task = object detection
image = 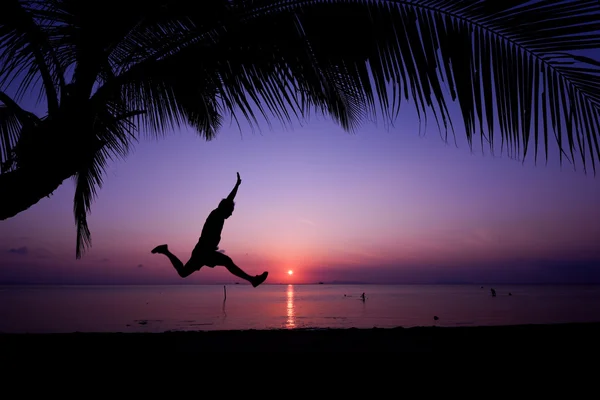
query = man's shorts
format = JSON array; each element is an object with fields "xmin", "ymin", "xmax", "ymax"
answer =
[{"xmin": 191, "ymin": 245, "xmax": 230, "ymax": 268}]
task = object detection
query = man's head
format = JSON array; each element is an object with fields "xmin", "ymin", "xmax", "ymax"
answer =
[{"xmin": 218, "ymin": 199, "xmax": 235, "ymax": 218}]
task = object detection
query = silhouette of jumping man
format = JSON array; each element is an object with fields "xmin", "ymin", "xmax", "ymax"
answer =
[{"xmin": 151, "ymin": 172, "xmax": 268, "ymax": 287}]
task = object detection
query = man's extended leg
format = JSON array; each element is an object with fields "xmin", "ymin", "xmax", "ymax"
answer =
[
  {"xmin": 210, "ymin": 252, "xmax": 268, "ymax": 287},
  {"xmin": 151, "ymin": 244, "xmax": 198, "ymax": 278}
]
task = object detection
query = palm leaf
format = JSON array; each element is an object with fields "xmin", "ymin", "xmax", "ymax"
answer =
[
  {"xmin": 72, "ymin": 102, "xmax": 142, "ymax": 258},
  {"xmin": 87, "ymin": 0, "xmax": 600, "ymax": 172},
  {"xmin": 91, "ymin": 3, "xmax": 377, "ymax": 138},
  {"xmin": 229, "ymin": 0, "xmax": 600, "ymax": 171},
  {"xmin": 0, "ymin": 105, "xmax": 21, "ymax": 173},
  {"xmin": 0, "ymin": 90, "xmax": 40, "ymax": 172},
  {"xmin": 73, "ymin": 150, "xmax": 104, "ymax": 259},
  {"xmin": 0, "ymin": 0, "xmax": 64, "ymax": 111}
]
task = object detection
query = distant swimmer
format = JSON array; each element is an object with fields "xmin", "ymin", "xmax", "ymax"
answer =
[{"xmin": 151, "ymin": 172, "xmax": 268, "ymax": 288}]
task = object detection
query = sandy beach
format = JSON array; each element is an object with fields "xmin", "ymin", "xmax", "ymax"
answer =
[{"xmin": 1, "ymin": 322, "xmax": 599, "ymax": 352}]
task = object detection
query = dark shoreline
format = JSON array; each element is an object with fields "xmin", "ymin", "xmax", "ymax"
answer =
[{"xmin": 2, "ymin": 322, "xmax": 600, "ymax": 352}]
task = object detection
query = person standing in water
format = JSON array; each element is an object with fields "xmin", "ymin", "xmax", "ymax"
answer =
[{"xmin": 151, "ymin": 172, "xmax": 268, "ymax": 287}]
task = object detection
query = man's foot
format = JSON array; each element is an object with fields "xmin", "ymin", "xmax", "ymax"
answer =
[
  {"xmin": 251, "ymin": 271, "xmax": 268, "ymax": 288},
  {"xmin": 151, "ymin": 244, "xmax": 168, "ymax": 254}
]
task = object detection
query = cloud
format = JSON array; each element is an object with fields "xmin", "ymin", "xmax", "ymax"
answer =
[
  {"xmin": 8, "ymin": 246, "xmax": 28, "ymax": 255},
  {"xmin": 299, "ymin": 218, "xmax": 316, "ymax": 226}
]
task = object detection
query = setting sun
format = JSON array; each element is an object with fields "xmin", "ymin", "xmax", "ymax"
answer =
[{"xmin": 288, "ymin": 270, "xmax": 293, "ymax": 275}]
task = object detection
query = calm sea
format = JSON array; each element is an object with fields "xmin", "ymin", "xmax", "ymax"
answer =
[{"xmin": 1, "ymin": 284, "xmax": 599, "ymax": 333}]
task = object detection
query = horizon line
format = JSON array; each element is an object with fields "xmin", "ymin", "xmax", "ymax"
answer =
[{"xmin": 1, "ymin": 282, "xmax": 599, "ymax": 286}]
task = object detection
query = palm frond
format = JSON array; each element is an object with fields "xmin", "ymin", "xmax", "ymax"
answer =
[
  {"xmin": 86, "ymin": 0, "xmax": 600, "ymax": 172},
  {"xmin": 0, "ymin": 90, "xmax": 40, "ymax": 172},
  {"xmin": 72, "ymin": 100, "xmax": 142, "ymax": 258},
  {"xmin": 235, "ymin": 0, "xmax": 600, "ymax": 171},
  {"xmin": 91, "ymin": 7, "xmax": 371, "ymax": 140},
  {"xmin": 0, "ymin": 0, "xmax": 64, "ymax": 111},
  {"xmin": 0, "ymin": 106, "xmax": 21, "ymax": 173},
  {"xmin": 73, "ymin": 150, "xmax": 104, "ymax": 259}
]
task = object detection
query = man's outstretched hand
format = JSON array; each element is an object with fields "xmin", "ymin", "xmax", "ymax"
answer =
[{"xmin": 227, "ymin": 173, "xmax": 242, "ymax": 202}]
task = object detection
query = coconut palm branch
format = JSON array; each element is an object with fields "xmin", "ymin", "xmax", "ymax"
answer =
[{"xmin": 1, "ymin": 0, "xmax": 599, "ymax": 258}]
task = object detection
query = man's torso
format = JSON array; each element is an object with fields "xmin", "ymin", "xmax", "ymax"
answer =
[{"xmin": 196, "ymin": 209, "xmax": 224, "ymax": 251}]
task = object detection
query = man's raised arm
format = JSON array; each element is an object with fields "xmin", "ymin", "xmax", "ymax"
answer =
[{"xmin": 227, "ymin": 172, "xmax": 242, "ymax": 202}]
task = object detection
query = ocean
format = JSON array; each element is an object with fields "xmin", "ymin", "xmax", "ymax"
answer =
[{"xmin": 1, "ymin": 284, "xmax": 599, "ymax": 333}]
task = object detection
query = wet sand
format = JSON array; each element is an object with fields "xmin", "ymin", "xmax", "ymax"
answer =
[{"xmin": 2, "ymin": 322, "xmax": 599, "ymax": 352}]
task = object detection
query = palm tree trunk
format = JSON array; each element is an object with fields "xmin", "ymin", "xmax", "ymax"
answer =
[{"xmin": 0, "ymin": 166, "xmax": 74, "ymax": 220}]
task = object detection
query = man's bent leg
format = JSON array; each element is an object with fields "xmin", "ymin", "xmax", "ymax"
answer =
[
  {"xmin": 210, "ymin": 252, "xmax": 267, "ymax": 286},
  {"xmin": 151, "ymin": 244, "xmax": 198, "ymax": 278}
]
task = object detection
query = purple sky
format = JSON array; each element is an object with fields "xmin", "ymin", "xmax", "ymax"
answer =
[
  {"xmin": 1, "ymin": 98, "xmax": 599, "ymax": 285},
  {"xmin": 2, "ymin": 41, "xmax": 600, "ymax": 285}
]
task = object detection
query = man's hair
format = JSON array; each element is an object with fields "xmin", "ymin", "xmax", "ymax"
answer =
[{"xmin": 218, "ymin": 198, "xmax": 235, "ymax": 210}]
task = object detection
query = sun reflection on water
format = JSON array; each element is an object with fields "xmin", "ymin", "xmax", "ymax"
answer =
[{"xmin": 286, "ymin": 284, "xmax": 295, "ymax": 329}]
